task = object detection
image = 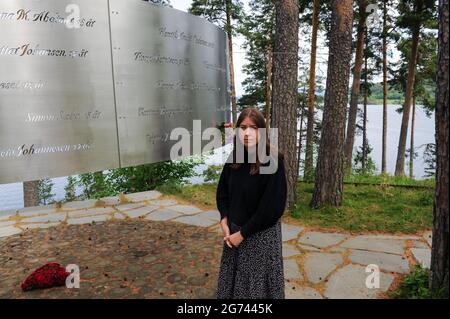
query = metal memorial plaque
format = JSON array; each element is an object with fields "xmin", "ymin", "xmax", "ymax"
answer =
[
  {"xmin": 0, "ymin": 0, "xmax": 119, "ymax": 184},
  {"xmin": 109, "ymin": 0, "xmax": 230, "ymax": 167},
  {"xmin": 0, "ymin": 0, "xmax": 230, "ymax": 184}
]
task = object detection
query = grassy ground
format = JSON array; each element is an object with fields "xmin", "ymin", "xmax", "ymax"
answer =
[
  {"xmin": 291, "ymin": 182, "xmax": 433, "ymax": 233},
  {"xmin": 157, "ymin": 179, "xmax": 433, "ymax": 234},
  {"xmin": 389, "ymin": 265, "xmax": 448, "ymax": 299},
  {"xmin": 342, "ymin": 173, "xmax": 435, "ymax": 188}
]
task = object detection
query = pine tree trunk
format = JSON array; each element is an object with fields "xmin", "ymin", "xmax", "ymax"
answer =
[
  {"xmin": 430, "ymin": 0, "xmax": 449, "ymax": 295},
  {"xmin": 265, "ymin": 48, "xmax": 273, "ymax": 130},
  {"xmin": 271, "ymin": 0, "xmax": 299, "ymax": 211},
  {"xmin": 304, "ymin": 0, "xmax": 320, "ymax": 181},
  {"xmin": 344, "ymin": 0, "xmax": 367, "ymax": 174},
  {"xmin": 310, "ymin": 0, "xmax": 353, "ymax": 208},
  {"xmin": 23, "ymin": 180, "xmax": 39, "ymax": 207},
  {"xmin": 382, "ymin": 0, "xmax": 388, "ymax": 174},
  {"xmin": 297, "ymin": 96, "xmax": 305, "ymax": 178},
  {"xmin": 409, "ymin": 95, "xmax": 416, "ymax": 179},
  {"xmin": 395, "ymin": 11, "xmax": 421, "ymax": 176},
  {"xmin": 225, "ymin": 0, "xmax": 237, "ymax": 124},
  {"xmin": 362, "ymin": 40, "xmax": 368, "ymax": 173}
]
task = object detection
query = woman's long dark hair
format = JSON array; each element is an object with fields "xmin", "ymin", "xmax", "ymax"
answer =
[{"xmin": 230, "ymin": 107, "xmax": 284, "ymax": 175}]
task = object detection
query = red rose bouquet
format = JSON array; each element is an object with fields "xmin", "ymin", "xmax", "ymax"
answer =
[{"xmin": 21, "ymin": 262, "xmax": 70, "ymax": 291}]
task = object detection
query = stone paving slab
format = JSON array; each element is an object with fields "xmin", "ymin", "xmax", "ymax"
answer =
[
  {"xmin": 341, "ymin": 236, "xmax": 406, "ymax": 255},
  {"xmin": 0, "ymin": 220, "xmax": 16, "ymax": 228},
  {"xmin": 284, "ymin": 260, "xmax": 303, "ymax": 280},
  {"xmin": 21, "ymin": 213, "xmax": 67, "ymax": 223},
  {"xmin": 17, "ymin": 204, "xmax": 58, "ymax": 217},
  {"xmin": 348, "ymin": 250, "xmax": 410, "ymax": 274},
  {"xmin": 115, "ymin": 203, "xmax": 146, "ymax": 212},
  {"xmin": 328, "ymin": 246, "xmax": 347, "ymax": 253},
  {"xmin": 67, "ymin": 214, "xmax": 112, "ymax": 225},
  {"xmin": 282, "ymin": 243, "xmax": 301, "ymax": 258},
  {"xmin": 298, "ymin": 244, "xmax": 321, "ymax": 252},
  {"xmin": 298, "ymin": 231, "xmax": 348, "ymax": 249},
  {"xmin": 0, "ymin": 226, "xmax": 22, "ymax": 238},
  {"xmin": 195, "ymin": 210, "xmax": 220, "ymax": 222},
  {"xmin": 147, "ymin": 199, "xmax": 179, "ymax": 207},
  {"xmin": 281, "ymin": 223, "xmax": 304, "ymax": 242},
  {"xmin": 125, "ymin": 206, "xmax": 159, "ymax": 219},
  {"xmin": 68, "ymin": 207, "xmax": 115, "ymax": 218},
  {"xmin": 324, "ymin": 264, "xmax": 395, "ymax": 299},
  {"xmin": 61, "ymin": 199, "xmax": 98, "ymax": 211},
  {"xmin": 145, "ymin": 209, "xmax": 183, "ymax": 221},
  {"xmin": 99, "ymin": 196, "xmax": 121, "ymax": 206},
  {"xmin": 411, "ymin": 248, "xmax": 431, "ymax": 268},
  {"xmin": 0, "ymin": 209, "xmax": 16, "ymax": 219},
  {"xmin": 173, "ymin": 215, "xmax": 217, "ymax": 228},
  {"xmin": 285, "ymin": 282, "xmax": 323, "ymax": 299},
  {"xmin": 423, "ymin": 231, "xmax": 433, "ymax": 247},
  {"xmin": 304, "ymin": 252, "xmax": 343, "ymax": 284},
  {"xmin": 22, "ymin": 222, "xmax": 61, "ymax": 230},
  {"xmin": 124, "ymin": 190, "xmax": 162, "ymax": 202},
  {"xmin": 412, "ymin": 240, "xmax": 429, "ymax": 249},
  {"xmin": 169, "ymin": 205, "xmax": 203, "ymax": 215},
  {"xmin": 113, "ymin": 213, "xmax": 126, "ymax": 220}
]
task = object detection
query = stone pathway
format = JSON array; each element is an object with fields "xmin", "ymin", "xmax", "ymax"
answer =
[{"xmin": 0, "ymin": 190, "xmax": 432, "ymax": 299}]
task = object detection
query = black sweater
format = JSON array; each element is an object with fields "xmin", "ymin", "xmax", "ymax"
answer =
[{"xmin": 216, "ymin": 149, "xmax": 287, "ymax": 239}]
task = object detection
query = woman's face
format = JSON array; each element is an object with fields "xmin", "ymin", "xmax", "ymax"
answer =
[{"xmin": 238, "ymin": 117, "xmax": 259, "ymax": 150}]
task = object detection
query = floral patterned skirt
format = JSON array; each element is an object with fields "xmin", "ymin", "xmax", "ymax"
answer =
[{"xmin": 216, "ymin": 218, "xmax": 285, "ymax": 299}]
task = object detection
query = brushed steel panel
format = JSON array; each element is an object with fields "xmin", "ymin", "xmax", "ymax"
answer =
[
  {"xmin": 0, "ymin": 0, "xmax": 119, "ymax": 184},
  {"xmin": 0, "ymin": 0, "xmax": 230, "ymax": 184},
  {"xmin": 110, "ymin": 0, "xmax": 230, "ymax": 167}
]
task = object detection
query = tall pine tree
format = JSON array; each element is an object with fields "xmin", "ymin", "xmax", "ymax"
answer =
[
  {"xmin": 311, "ymin": 0, "xmax": 354, "ymax": 207},
  {"xmin": 238, "ymin": 0, "xmax": 275, "ymax": 112},
  {"xmin": 394, "ymin": 0, "xmax": 436, "ymax": 176}
]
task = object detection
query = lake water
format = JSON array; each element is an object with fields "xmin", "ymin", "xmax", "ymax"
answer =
[{"xmin": 0, "ymin": 104, "xmax": 435, "ymax": 211}]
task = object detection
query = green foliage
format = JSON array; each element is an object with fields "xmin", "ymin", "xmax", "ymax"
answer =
[
  {"xmin": 390, "ymin": 32, "xmax": 438, "ymax": 111},
  {"xmin": 64, "ymin": 175, "xmax": 78, "ymax": 202},
  {"xmin": 106, "ymin": 156, "xmax": 202, "ymax": 195},
  {"xmin": 188, "ymin": 0, "xmax": 244, "ymax": 33},
  {"xmin": 423, "ymin": 143, "xmax": 436, "ymax": 177},
  {"xmin": 203, "ymin": 164, "xmax": 222, "ymax": 183},
  {"xmin": 73, "ymin": 157, "xmax": 202, "ymax": 201},
  {"xmin": 237, "ymin": 0, "xmax": 274, "ymax": 108},
  {"xmin": 417, "ymin": 190, "xmax": 434, "ymax": 206},
  {"xmin": 390, "ymin": 0, "xmax": 438, "ymax": 112},
  {"xmin": 366, "ymin": 82, "xmax": 405, "ymax": 104},
  {"xmin": 157, "ymin": 182, "xmax": 218, "ymax": 208},
  {"xmin": 353, "ymin": 141, "xmax": 377, "ymax": 175},
  {"xmin": 37, "ymin": 178, "xmax": 55, "ymax": 205},
  {"xmin": 343, "ymin": 173, "xmax": 435, "ymax": 188},
  {"xmin": 290, "ymin": 202, "xmax": 302, "ymax": 219},
  {"xmin": 141, "ymin": 0, "xmax": 172, "ymax": 7},
  {"xmin": 155, "ymin": 179, "xmax": 184, "ymax": 195},
  {"xmin": 75, "ymin": 171, "xmax": 113, "ymax": 200},
  {"xmin": 390, "ymin": 265, "xmax": 448, "ymax": 299},
  {"xmin": 396, "ymin": 0, "xmax": 437, "ymax": 31},
  {"xmin": 292, "ymin": 182, "xmax": 433, "ymax": 233},
  {"xmin": 298, "ymin": 0, "xmax": 332, "ymax": 33}
]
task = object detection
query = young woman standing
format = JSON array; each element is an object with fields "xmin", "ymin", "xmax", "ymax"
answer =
[{"xmin": 216, "ymin": 107, "xmax": 287, "ymax": 299}]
